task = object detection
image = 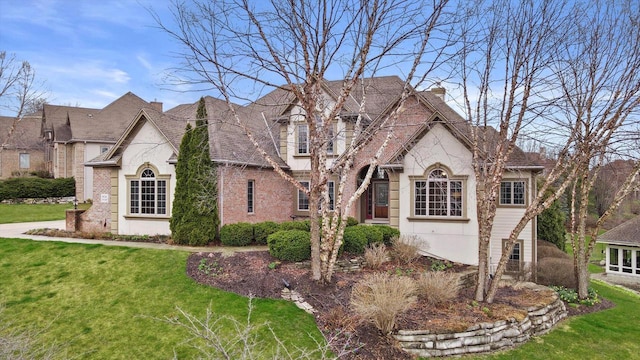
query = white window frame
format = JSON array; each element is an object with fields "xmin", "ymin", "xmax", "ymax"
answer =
[
  {"xmin": 127, "ymin": 165, "xmax": 169, "ymax": 217},
  {"xmin": 298, "ymin": 181, "xmax": 310, "ymax": 211},
  {"xmin": 19, "ymin": 153, "xmax": 30, "ymax": 169},
  {"xmin": 296, "ymin": 124, "xmax": 309, "ymax": 155},
  {"xmin": 412, "ymin": 168, "xmax": 464, "ymax": 218},
  {"xmin": 500, "ymin": 180, "xmax": 527, "ymax": 206}
]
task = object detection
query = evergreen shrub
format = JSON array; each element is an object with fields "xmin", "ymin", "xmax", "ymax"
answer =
[
  {"xmin": 357, "ymin": 225, "xmax": 384, "ymax": 245},
  {"xmin": 279, "ymin": 220, "xmax": 310, "ymax": 231},
  {"xmin": 219, "ymin": 222, "xmax": 254, "ymax": 246},
  {"xmin": 342, "ymin": 226, "xmax": 368, "ymax": 254},
  {"xmin": 374, "ymin": 225, "xmax": 400, "ymax": 246},
  {"xmin": 0, "ymin": 177, "xmax": 75, "ymax": 201},
  {"xmin": 267, "ymin": 230, "xmax": 311, "ymax": 262},
  {"xmin": 253, "ymin": 221, "xmax": 280, "ymax": 245}
]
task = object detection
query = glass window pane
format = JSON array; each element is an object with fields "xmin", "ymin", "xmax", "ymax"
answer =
[
  {"xmin": 500, "ymin": 182, "xmax": 512, "ymax": 204},
  {"xmin": 141, "ymin": 180, "xmax": 155, "ymax": 214},
  {"xmin": 247, "ymin": 180, "xmax": 254, "ymax": 213},
  {"xmin": 450, "ymin": 181, "xmax": 462, "ymax": 216},
  {"xmin": 130, "ymin": 180, "xmax": 139, "ymax": 214},
  {"xmin": 514, "ymin": 181, "xmax": 525, "ymax": 204},
  {"xmin": 19, "ymin": 153, "xmax": 30, "ymax": 169},
  {"xmin": 415, "ymin": 181, "xmax": 427, "ymax": 216},
  {"xmin": 609, "ymin": 248, "xmax": 619, "ymax": 272},
  {"xmin": 157, "ymin": 180, "xmax": 166, "ymax": 215},
  {"xmin": 298, "ymin": 181, "xmax": 310, "ymax": 210},
  {"xmin": 297, "ymin": 125, "xmax": 308, "ymax": 154},
  {"xmin": 429, "ymin": 180, "xmax": 447, "ymax": 216}
]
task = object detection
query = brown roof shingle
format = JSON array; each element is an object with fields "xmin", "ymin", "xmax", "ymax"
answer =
[{"xmin": 598, "ymin": 216, "xmax": 640, "ymax": 247}]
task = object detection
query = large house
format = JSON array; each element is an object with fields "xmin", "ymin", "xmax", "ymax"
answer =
[
  {"xmin": 0, "ymin": 114, "xmax": 46, "ymax": 178},
  {"xmin": 77, "ymin": 76, "xmax": 543, "ymax": 274},
  {"xmin": 41, "ymin": 93, "xmax": 162, "ymax": 201}
]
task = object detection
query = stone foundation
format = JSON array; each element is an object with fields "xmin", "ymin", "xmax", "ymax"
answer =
[{"xmin": 394, "ymin": 286, "xmax": 567, "ymax": 358}]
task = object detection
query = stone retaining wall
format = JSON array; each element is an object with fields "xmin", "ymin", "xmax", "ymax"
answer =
[
  {"xmin": 1, "ymin": 196, "xmax": 76, "ymax": 205},
  {"xmin": 394, "ymin": 290, "xmax": 567, "ymax": 358}
]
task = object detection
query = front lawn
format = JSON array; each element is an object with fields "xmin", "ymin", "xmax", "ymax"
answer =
[
  {"xmin": 0, "ymin": 203, "xmax": 90, "ymax": 224},
  {"xmin": 471, "ymin": 281, "xmax": 640, "ymax": 359},
  {"xmin": 0, "ymin": 238, "xmax": 324, "ymax": 359}
]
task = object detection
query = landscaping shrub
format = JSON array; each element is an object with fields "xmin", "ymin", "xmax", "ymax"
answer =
[
  {"xmin": 537, "ymin": 257, "xmax": 576, "ymax": 289},
  {"xmin": 346, "ymin": 217, "xmax": 359, "ymax": 227},
  {"xmin": 392, "ymin": 234, "xmax": 422, "ymax": 264},
  {"xmin": 253, "ymin": 221, "xmax": 280, "ymax": 245},
  {"xmin": 350, "ymin": 273, "xmax": 417, "ymax": 334},
  {"xmin": 364, "ymin": 243, "xmax": 388, "ymax": 269},
  {"xmin": 356, "ymin": 225, "xmax": 384, "ymax": 245},
  {"xmin": 537, "ymin": 239, "xmax": 571, "ymax": 260},
  {"xmin": 219, "ymin": 222, "xmax": 254, "ymax": 246},
  {"xmin": 279, "ymin": 220, "xmax": 310, "ymax": 231},
  {"xmin": 267, "ymin": 230, "xmax": 311, "ymax": 262},
  {"xmin": 416, "ymin": 271, "xmax": 460, "ymax": 305},
  {"xmin": 538, "ymin": 198, "xmax": 567, "ymax": 251},
  {"xmin": 342, "ymin": 226, "xmax": 368, "ymax": 254},
  {"xmin": 0, "ymin": 177, "xmax": 75, "ymax": 201},
  {"xmin": 374, "ymin": 225, "xmax": 400, "ymax": 246}
]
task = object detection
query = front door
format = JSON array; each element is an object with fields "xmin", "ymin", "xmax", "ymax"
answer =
[{"xmin": 374, "ymin": 182, "xmax": 389, "ymax": 219}]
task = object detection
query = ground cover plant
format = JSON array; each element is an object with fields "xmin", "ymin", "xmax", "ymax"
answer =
[
  {"xmin": 0, "ymin": 203, "xmax": 90, "ymax": 224},
  {"xmin": 0, "ymin": 238, "xmax": 324, "ymax": 359}
]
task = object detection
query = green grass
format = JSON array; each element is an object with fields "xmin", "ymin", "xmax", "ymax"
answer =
[
  {"xmin": 468, "ymin": 281, "xmax": 640, "ymax": 359},
  {"xmin": 0, "ymin": 238, "xmax": 323, "ymax": 359},
  {"xmin": 0, "ymin": 203, "xmax": 92, "ymax": 224}
]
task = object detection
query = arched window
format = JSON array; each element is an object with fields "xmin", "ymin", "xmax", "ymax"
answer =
[
  {"xmin": 413, "ymin": 167, "xmax": 463, "ymax": 218},
  {"xmin": 129, "ymin": 167, "xmax": 167, "ymax": 215}
]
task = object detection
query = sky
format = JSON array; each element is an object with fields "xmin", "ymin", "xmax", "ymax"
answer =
[{"xmin": 0, "ymin": 0, "xmax": 199, "ymax": 116}]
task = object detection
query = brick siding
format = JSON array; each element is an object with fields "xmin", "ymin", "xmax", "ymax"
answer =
[
  {"xmin": 77, "ymin": 167, "xmax": 112, "ymax": 233},
  {"xmin": 219, "ymin": 165, "xmax": 294, "ymax": 225}
]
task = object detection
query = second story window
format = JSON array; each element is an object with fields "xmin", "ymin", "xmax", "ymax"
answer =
[{"xmin": 297, "ymin": 124, "xmax": 309, "ymax": 154}]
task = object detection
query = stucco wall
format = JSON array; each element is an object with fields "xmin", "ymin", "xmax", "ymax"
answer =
[{"xmin": 117, "ymin": 120, "xmax": 176, "ymax": 235}]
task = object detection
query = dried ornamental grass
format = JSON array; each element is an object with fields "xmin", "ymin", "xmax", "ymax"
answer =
[
  {"xmin": 416, "ymin": 271, "xmax": 460, "ymax": 305},
  {"xmin": 363, "ymin": 243, "xmax": 389, "ymax": 269},
  {"xmin": 350, "ymin": 273, "xmax": 417, "ymax": 334},
  {"xmin": 391, "ymin": 234, "xmax": 422, "ymax": 264}
]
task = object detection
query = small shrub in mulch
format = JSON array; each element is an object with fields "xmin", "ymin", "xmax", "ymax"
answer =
[
  {"xmin": 219, "ymin": 222, "xmax": 254, "ymax": 246},
  {"xmin": 253, "ymin": 221, "xmax": 280, "ymax": 245},
  {"xmin": 267, "ymin": 230, "xmax": 311, "ymax": 262},
  {"xmin": 342, "ymin": 226, "xmax": 369, "ymax": 254},
  {"xmin": 537, "ymin": 257, "xmax": 576, "ymax": 289}
]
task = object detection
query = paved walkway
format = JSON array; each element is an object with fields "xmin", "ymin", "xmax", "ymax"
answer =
[{"xmin": 0, "ymin": 220, "xmax": 267, "ymax": 254}]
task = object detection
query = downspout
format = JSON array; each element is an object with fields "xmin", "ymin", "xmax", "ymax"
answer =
[{"xmin": 219, "ymin": 165, "xmax": 224, "ymax": 226}]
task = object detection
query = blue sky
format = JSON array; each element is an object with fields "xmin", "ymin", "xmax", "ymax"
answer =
[{"xmin": 0, "ymin": 0, "xmax": 199, "ymax": 116}]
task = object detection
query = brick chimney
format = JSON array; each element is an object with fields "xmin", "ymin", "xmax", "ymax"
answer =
[
  {"xmin": 431, "ymin": 87, "xmax": 446, "ymax": 101},
  {"xmin": 150, "ymin": 101, "xmax": 163, "ymax": 112}
]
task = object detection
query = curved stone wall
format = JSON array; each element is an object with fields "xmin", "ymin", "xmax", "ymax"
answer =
[{"xmin": 394, "ymin": 294, "xmax": 567, "ymax": 358}]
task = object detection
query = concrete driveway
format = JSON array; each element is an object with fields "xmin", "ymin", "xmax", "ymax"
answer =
[{"xmin": 0, "ymin": 220, "xmax": 266, "ymax": 254}]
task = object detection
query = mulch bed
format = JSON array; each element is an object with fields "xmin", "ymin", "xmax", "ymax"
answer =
[{"xmin": 186, "ymin": 250, "xmax": 614, "ymax": 359}]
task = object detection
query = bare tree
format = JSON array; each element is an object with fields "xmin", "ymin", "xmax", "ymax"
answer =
[
  {"xmin": 454, "ymin": 0, "xmax": 584, "ymax": 302},
  {"xmin": 0, "ymin": 51, "xmax": 47, "ymax": 160},
  {"xmin": 153, "ymin": 0, "xmax": 454, "ymax": 283},
  {"xmin": 551, "ymin": 0, "xmax": 640, "ymax": 299}
]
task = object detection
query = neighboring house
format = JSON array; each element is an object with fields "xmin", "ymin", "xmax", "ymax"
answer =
[
  {"xmin": 41, "ymin": 93, "xmax": 162, "ymax": 201},
  {"xmin": 0, "ymin": 114, "xmax": 46, "ymax": 178},
  {"xmin": 598, "ymin": 216, "xmax": 640, "ymax": 278},
  {"xmin": 80, "ymin": 76, "xmax": 543, "ymax": 274}
]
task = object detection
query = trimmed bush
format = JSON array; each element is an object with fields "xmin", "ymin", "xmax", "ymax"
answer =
[
  {"xmin": 219, "ymin": 222, "xmax": 254, "ymax": 246},
  {"xmin": 0, "ymin": 177, "xmax": 75, "ymax": 201},
  {"xmin": 342, "ymin": 226, "xmax": 369, "ymax": 254},
  {"xmin": 253, "ymin": 221, "xmax": 280, "ymax": 245},
  {"xmin": 346, "ymin": 217, "xmax": 359, "ymax": 226},
  {"xmin": 374, "ymin": 225, "xmax": 400, "ymax": 246},
  {"xmin": 537, "ymin": 239, "xmax": 570, "ymax": 260},
  {"xmin": 356, "ymin": 225, "xmax": 384, "ymax": 245},
  {"xmin": 537, "ymin": 257, "xmax": 576, "ymax": 289},
  {"xmin": 267, "ymin": 230, "xmax": 311, "ymax": 262},
  {"xmin": 279, "ymin": 220, "xmax": 310, "ymax": 231}
]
